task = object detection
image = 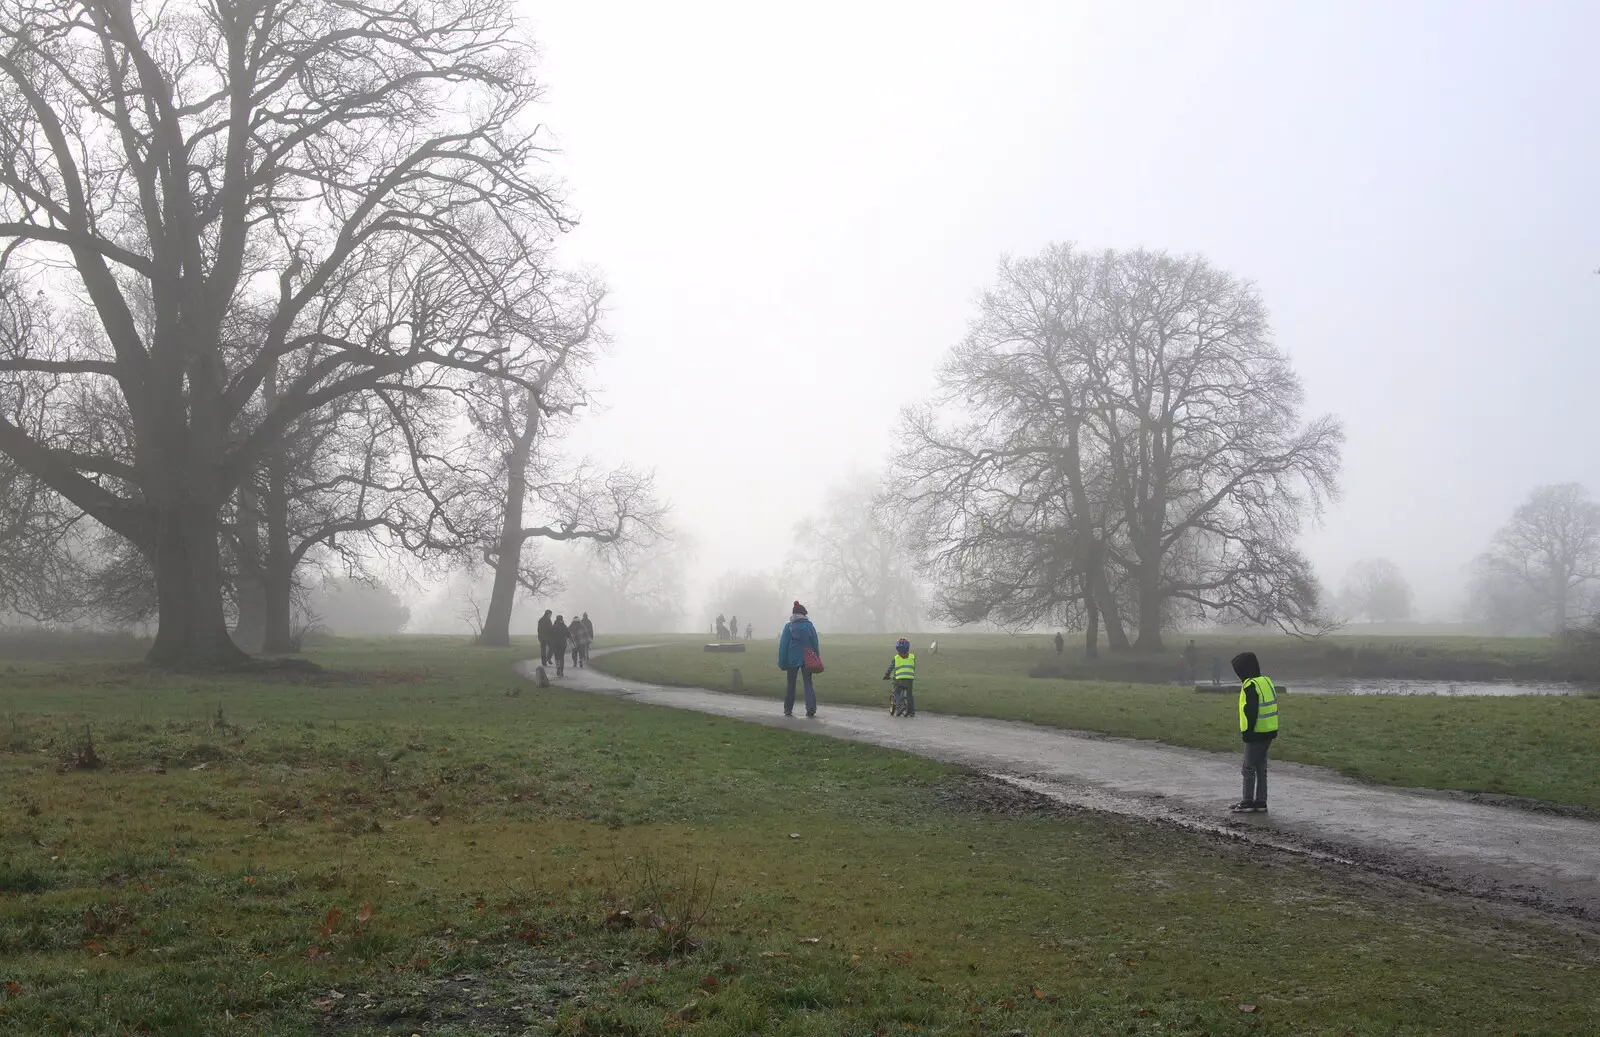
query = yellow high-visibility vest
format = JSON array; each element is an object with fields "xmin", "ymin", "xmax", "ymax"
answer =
[
  {"xmin": 892, "ymin": 652, "xmax": 916, "ymax": 681},
  {"xmin": 1238, "ymin": 676, "xmax": 1279, "ymax": 734}
]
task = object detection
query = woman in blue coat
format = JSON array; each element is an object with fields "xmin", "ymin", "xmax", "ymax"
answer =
[{"xmin": 777, "ymin": 601, "xmax": 820, "ymax": 717}]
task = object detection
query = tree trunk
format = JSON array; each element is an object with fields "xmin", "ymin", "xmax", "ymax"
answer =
[
  {"xmin": 261, "ymin": 561, "xmax": 294, "ymax": 653},
  {"xmin": 147, "ymin": 501, "xmax": 249, "ymax": 668},
  {"xmin": 259, "ymin": 443, "xmax": 296, "ymax": 654},
  {"xmin": 1089, "ymin": 570, "xmax": 1131, "ymax": 651},
  {"xmin": 233, "ymin": 574, "xmax": 266, "ymax": 653},
  {"xmin": 1084, "ymin": 596, "xmax": 1100, "ymax": 659},
  {"xmin": 478, "ymin": 449, "xmax": 529, "ymax": 648},
  {"xmin": 232, "ymin": 486, "xmax": 266, "ymax": 652},
  {"xmin": 1132, "ymin": 554, "xmax": 1165, "ymax": 651}
]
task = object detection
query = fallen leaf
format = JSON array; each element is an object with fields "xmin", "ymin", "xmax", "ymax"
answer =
[
  {"xmin": 789, "ymin": 833, "xmax": 800, "ymax": 839},
  {"xmin": 1032, "ymin": 986, "xmax": 1048, "ymax": 1000},
  {"xmin": 1238, "ymin": 1004, "xmax": 1258, "ymax": 1013},
  {"xmin": 759, "ymin": 951, "xmax": 790, "ymax": 958},
  {"xmin": 356, "ymin": 903, "xmax": 373, "ymax": 924},
  {"xmin": 4, "ymin": 981, "xmax": 19, "ymax": 997},
  {"xmin": 799, "ymin": 937, "xmax": 820, "ymax": 944},
  {"xmin": 319, "ymin": 907, "xmax": 342, "ymax": 938}
]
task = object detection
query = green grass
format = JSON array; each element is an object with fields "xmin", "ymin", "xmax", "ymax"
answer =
[
  {"xmin": 0, "ymin": 638, "xmax": 1594, "ymax": 1034},
  {"xmin": 594, "ymin": 636, "xmax": 1600, "ymax": 807}
]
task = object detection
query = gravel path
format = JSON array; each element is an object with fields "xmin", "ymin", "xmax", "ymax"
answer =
[{"xmin": 525, "ymin": 650, "xmax": 1600, "ymax": 921}]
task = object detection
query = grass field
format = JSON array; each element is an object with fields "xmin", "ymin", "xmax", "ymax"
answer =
[
  {"xmin": 0, "ymin": 638, "xmax": 1596, "ymax": 1035},
  {"xmin": 592, "ymin": 636, "xmax": 1600, "ymax": 808}
]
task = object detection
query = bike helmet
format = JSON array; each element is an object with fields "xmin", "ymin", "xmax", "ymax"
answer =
[{"xmin": 895, "ymin": 638, "xmax": 911, "ymax": 653}]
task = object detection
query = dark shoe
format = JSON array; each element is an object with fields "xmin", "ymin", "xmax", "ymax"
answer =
[
  {"xmin": 805, "ymin": 712, "xmax": 816, "ymax": 718},
  {"xmin": 1253, "ymin": 801, "xmax": 1268, "ymax": 813},
  {"xmin": 783, "ymin": 711, "xmax": 793, "ymax": 717},
  {"xmin": 1229, "ymin": 801, "xmax": 1256, "ymax": 814}
]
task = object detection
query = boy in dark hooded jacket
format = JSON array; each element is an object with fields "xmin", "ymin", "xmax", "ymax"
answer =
[{"xmin": 1231, "ymin": 651, "xmax": 1280, "ymax": 814}]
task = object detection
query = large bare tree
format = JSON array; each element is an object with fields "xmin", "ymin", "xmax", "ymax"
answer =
[
  {"xmin": 452, "ymin": 275, "xmax": 665, "ymax": 647},
  {"xmin": 0, "ymin": 0, "xmax": 566, "ymax": 666},
  {"xmin": 1338, "ymin": 558, "xmax": 1413, "ymax": 624},
  {"xmin": 792, "ymin": 474, "xmax": 921, "ymax": 634},
  {"xmin": 902, "ymin": 244, "xmax": 1342, "ymax": 650},
  {"xmin": 1473, "ymin": 483, "xmax": 1600, "ymax": 634}
]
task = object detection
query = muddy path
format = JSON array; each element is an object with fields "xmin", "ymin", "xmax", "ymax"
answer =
[{"xmin": 525, "ymin": 649, "xmax": 1600, "ymax": 923}]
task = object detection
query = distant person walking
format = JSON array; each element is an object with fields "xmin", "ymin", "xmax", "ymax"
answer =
[
  {"xmin": 1231, "ymin": 651, "xmax": 1280, "ymax": 814},
  {"xmin": 1054, "ymin": 631, "xmax": 1065, "ymax": 656},
  {"xmin": 550, "ymin": 615, "xmax": 570, "ymax": 678},
  {"xmin": 537, "ymin": 609, "xmax": 554, "ymax": 665},
  {"xmin": 1184, "ymin": 639, "xmax": 1201, "ymax": 684},
  {"xmin": 778, "ymin": 601, "xmax": 821, "ymax": 718},
  {"xmin": 744, "ymin": 622, "xmax": 753, "ymax": 641},
  {"xmin": 570, "ymin": 612, "xmax": 591, "ymax": 668},
  {"xmin": 1211, "ymin": 656, "xmax": 1223, "ymax": 687},
  {"xmin": 715, "ymin": 613, "xmax": 728, "ymax": 640},
  {"xmin": 730, "ymin": 615, "xmax": 739, "ymax": 645}
]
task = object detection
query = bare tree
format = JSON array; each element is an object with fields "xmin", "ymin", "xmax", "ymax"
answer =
[
  {"xmin": 792, "ymin": 474, "xmax": 921, "ymax": 634},
  {"xmin": 899, "ymin": 248, "xmax": 1129, "ymax": 652},
  {"xmin": 1339, "ymin": 558, "xmax": 1413, "ymax": 624},
  {"xmin": 1474, "ymin": 483, "xmax": 1600, "ymax": 634},
  {"xmin": 901, "ymin": 244, "xmax": 1342, "ymax": 650},
  {"xmin": 452, "ymin": 275, "xmax": 665, "ymax": 647},
  {"xmin": 0, "ymin": 0, "xmax": 568, "ymax": 666}
]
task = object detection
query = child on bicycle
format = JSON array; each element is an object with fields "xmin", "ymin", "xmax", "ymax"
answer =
[{"xmin": 882, "ymin": 638, "xmax": 917, "ymax": 717}]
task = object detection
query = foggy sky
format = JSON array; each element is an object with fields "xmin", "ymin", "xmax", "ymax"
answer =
[{"xmin": 522, "ymin": 0, "xmax": 1600, "ymax": 622}]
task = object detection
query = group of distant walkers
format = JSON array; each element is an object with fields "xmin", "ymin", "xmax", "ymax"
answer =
[
  {"xmin": 713, "ymin": 613, "xmax": 753, "ymax": 641},
  {"xmin": 535, "ymin": 609, "xmax": 594, "ymax": 677}
]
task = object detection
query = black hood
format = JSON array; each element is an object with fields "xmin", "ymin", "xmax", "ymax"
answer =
[{"xmin": 1231, "ymin": 652, "xmax": 1260, "ymax": 681}]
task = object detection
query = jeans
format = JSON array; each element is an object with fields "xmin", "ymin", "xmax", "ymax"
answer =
[
  {"xmin": 892, "ymin": 679, "xmax": 916, "ymax": 714},
  {"xmin": 784, "ymin": 668, "xmax": 816, "ymax": 715},
  {"xmin": 539, "ymin": 639, "xmax": 549, "ymax": 665},
  {"xmin": 552, "ymin": 644, "xmax": 566, "ymax": 677},
  {"xmin": 1242, "ymin": 738, "xmax": 1272, "ymax": 803}
]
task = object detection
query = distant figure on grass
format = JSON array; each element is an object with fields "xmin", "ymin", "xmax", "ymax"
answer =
[
  {"xmin": 1211, "ymin": 656, "xmax": 1223, "ymax": 687},
  {"xmin": 730, "ymin": 615, "xmax": 739, "ymax": 645},
  {"xmin": 1184, "ymin": 639, "xmax": 1201, "ymax": 683},
  {"xmin": 778, "ymin": 601, "xmax": 822, "ymax": 718},
  {"xmin": 1230, "ymin": 651, "xmax": 1280, "ymax": 814},
  {"xmin": 882, "ymin": 638, "xmax": 917, "ymax": 717},
  {"xmin": 549, "ymin": 615, "xmax": 570, "ymax": 678},
  {"xmin": 1054, "ymin": 631, "xmax": 1064, "ymax": 655},
  {"xmin": 715, "ymin": 613, "xmax": 729, "ymax": 640},
  {"xmin": 744, "ymin": 622, "xmax": 753, "ymax": 641},
  {"xmin": 537, "ymin": 609, "xmax": 554, "ymax": 665}
]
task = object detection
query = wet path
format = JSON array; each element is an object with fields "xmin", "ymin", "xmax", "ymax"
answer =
[{"xmin": 524, "ymin": 650, "xmax": 1600, "ymax": 920}]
